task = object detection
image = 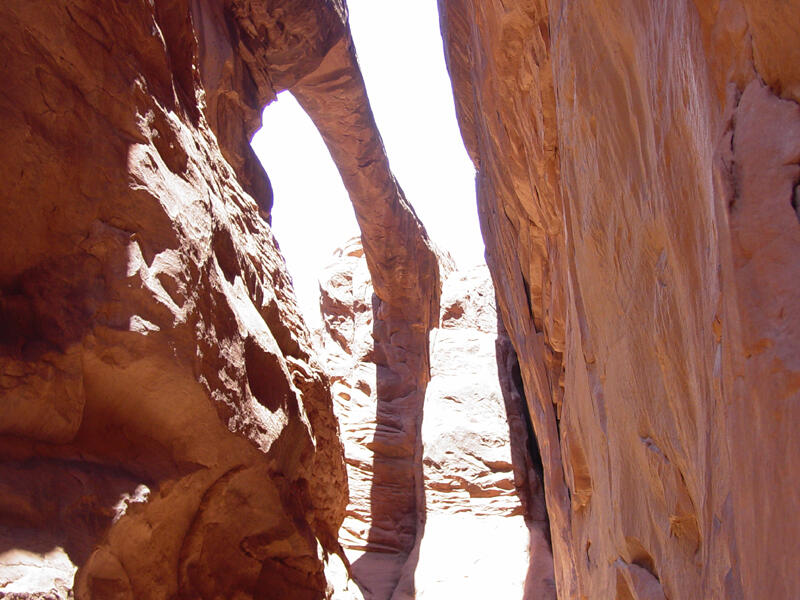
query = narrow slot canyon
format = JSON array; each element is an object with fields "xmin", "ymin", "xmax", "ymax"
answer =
[
  {"xmin": 1, "ymin": 1, "xmax": 798, "ymax": 600},
  {"xmin": 311, "ymin": 240, "xmax": 555, "ymax": 598}
]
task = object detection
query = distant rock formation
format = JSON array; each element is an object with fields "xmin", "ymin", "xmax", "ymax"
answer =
[
  {"xmin": 316, "ymin": 238, "xmax": 554, "ymax": 599},
  {"xmin": 439, "ymin": 0, "xmax": 800, "ymax": 598}
]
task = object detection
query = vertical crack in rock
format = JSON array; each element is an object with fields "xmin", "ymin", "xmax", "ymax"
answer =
[
  {"xmin": 495, "ymin": 320, "xmax": 557, "ymax": 599},
  {"xmin": 438, "ymin": 0, "xmax": 571, "ymax": 595}
]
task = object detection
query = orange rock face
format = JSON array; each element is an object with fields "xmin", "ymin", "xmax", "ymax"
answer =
[
  {"xmin": 1, "ymin": 0, "xmax": 444, "ymax": 596},
  {"xmin": 0, "ymin": 1, "xmax": 406, "ymax": 597},
  {"xmin": 440, "ymin": 0, "xmax": 800, "ymax": 598},
  {"xmin": 6, "ymin": 0, "xmax": 796, "ymax": 596}
]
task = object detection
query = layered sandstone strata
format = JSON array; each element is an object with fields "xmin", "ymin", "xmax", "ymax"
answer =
[
  {"xmin": 0, "ymin": 1, "xmax": 434, "ymax": 598},
  {"xmin": 316, "ymin": 239, "xmax": 554, "ymax": 599},
  {"xmin": 440, "ymin": 1, "xmax": 800, "ymax": 598}
]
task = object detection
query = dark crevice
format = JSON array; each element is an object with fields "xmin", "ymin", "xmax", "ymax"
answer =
[
  {"xmin": 624, "ymin": 537, "xmax": 659, "ymax": 580},
  {"xmin": 727, "ymin": 158, "xmax": 741, "ymax": 212},
  {"xmin": 725, "ymin": 89, "xmax": 742, "ymax": 213},
  {"xmin": 154, "ymin": 0, "xmax": 200, "ymax": 123},
  {"xmin": 520, "ymin": 271, "xmax": 536, "ymax": 324},
  {"xmin": 791, "ymin": 180, "xmax": 800, "ymax": 224},
  {"xmin": 495, "ymin": 321, "xmax": 556, "ymax": 598},
  {"xmin": 496, "ymin": 319, "xmax": 552, "ymax": 544},
  {"xmin": 511, "ymin": 359, "xmax": 545, "ymax": 483},
  {"xmin": 212, "ymin": 226, "xmax": 240, "ymax": 284}
]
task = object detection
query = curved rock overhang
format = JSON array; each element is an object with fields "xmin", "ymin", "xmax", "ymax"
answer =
[{"xmin": 0, "ymin": 0, "xmax": 438, "ymax": 597}]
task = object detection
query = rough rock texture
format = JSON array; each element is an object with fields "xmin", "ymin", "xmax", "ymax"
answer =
[
  {"xmin": 0, "ymin": 1, "xmax": 429, "ymax": 597},
  {"xmin": 315, "ymin": 240, "xmax": 376, "ymax": 551},
  {"xmin": 316, "ymin": 240, "xmax": 399, "ymax": 598},
  {"xmin": 440, "ymin": 1, "xmax": 800, "ymax": 598},
  {"xmin": 317, "ymin": 239, "xmax": 554, "ymax": 599},
  {"xmin": 424, "ymin": 267, "xmax": 523, "ymax": 517}
]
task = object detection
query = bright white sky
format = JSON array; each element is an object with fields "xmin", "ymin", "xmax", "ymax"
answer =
[{"xmin": 251, "ymin": 0, "xmax": 482, "ymax": 327}]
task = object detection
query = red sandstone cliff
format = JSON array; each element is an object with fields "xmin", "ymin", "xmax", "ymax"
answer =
[
  {"xmin": 0, "ymin": 1, "xmax": 435, "ymax": 598},
  {"xmin": 439, "ymin": 1, "xmax": 800, "ymax": 598}
]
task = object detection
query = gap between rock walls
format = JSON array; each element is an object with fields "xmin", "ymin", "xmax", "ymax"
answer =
[
  {"xmin": 248, "ymin": 0, "xmax": 561, "ymax": 595},
  {"xmin": 301, "ymin": 238, "xmax": 557, "ymax": 599},
  {"xmin": 0, "ymin": 0, "xmax": 554, "ymax": 598},
  {"xmin": 250, "ymin": 1, "xmax": 558, "ymax": 595}
]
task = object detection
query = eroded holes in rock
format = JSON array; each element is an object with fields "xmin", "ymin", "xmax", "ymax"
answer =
[
  {"xmin": 624, "ymin": 537, "xmax": 659, "ymax": 580},
  {"xmin": 615, "ymin": 555, "xmax": 667, "ymax": 600},
  {"xmin": 792, "ymin": 180, "xmax": 800, "ymax": 224},
  {"xmin": 212, "ymin": 225, "xmax": 240, "ymax": 284},
  {"xmin": 250, "ymin": 4, "xmax": 483, "ymax": 332},
  {"xmin": 244, "ymin": 336, "xmax": 291, "ymax": 412},
  {"xmin": 251, "ymin": 91, "xmax": 360, "ymax": 330}
]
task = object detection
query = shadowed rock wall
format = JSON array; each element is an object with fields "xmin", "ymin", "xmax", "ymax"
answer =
[{"xmin": 439, "ymin": 1, "xmax": 800, "ymax": 598}]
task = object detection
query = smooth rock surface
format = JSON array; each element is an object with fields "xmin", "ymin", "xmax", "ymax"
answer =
[
  {"xmin": 440, "ymin": 1, "xmax": 800, "ymax": 598},
  {"xmin": 291, "ymin": 8, "xmax": 443, "ymax": 594}
]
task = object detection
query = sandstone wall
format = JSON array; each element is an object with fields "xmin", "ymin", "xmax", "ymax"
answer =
[
  {"xmin": 439, "ymin": 1, "xmax": 800, "ymax": 598},
  {"xmin": 0, "ymin": 1, "xmax": 430, "ymax": 597}
]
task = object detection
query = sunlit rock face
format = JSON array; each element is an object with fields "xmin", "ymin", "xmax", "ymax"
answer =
[
  {"xmin": 316, "ymin": 239, "xmax": 554, "ymax": 600},
  {"xmin": 1, "ymin": 0, "xmax": 445, "ymax": 596},
  {"xmin": 0, "ymin": 1, "xmax": 357, "ymax": 597},
  {"xmin": 439, "ymin": 1, "xmax": 800, "ymax": 598}
]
